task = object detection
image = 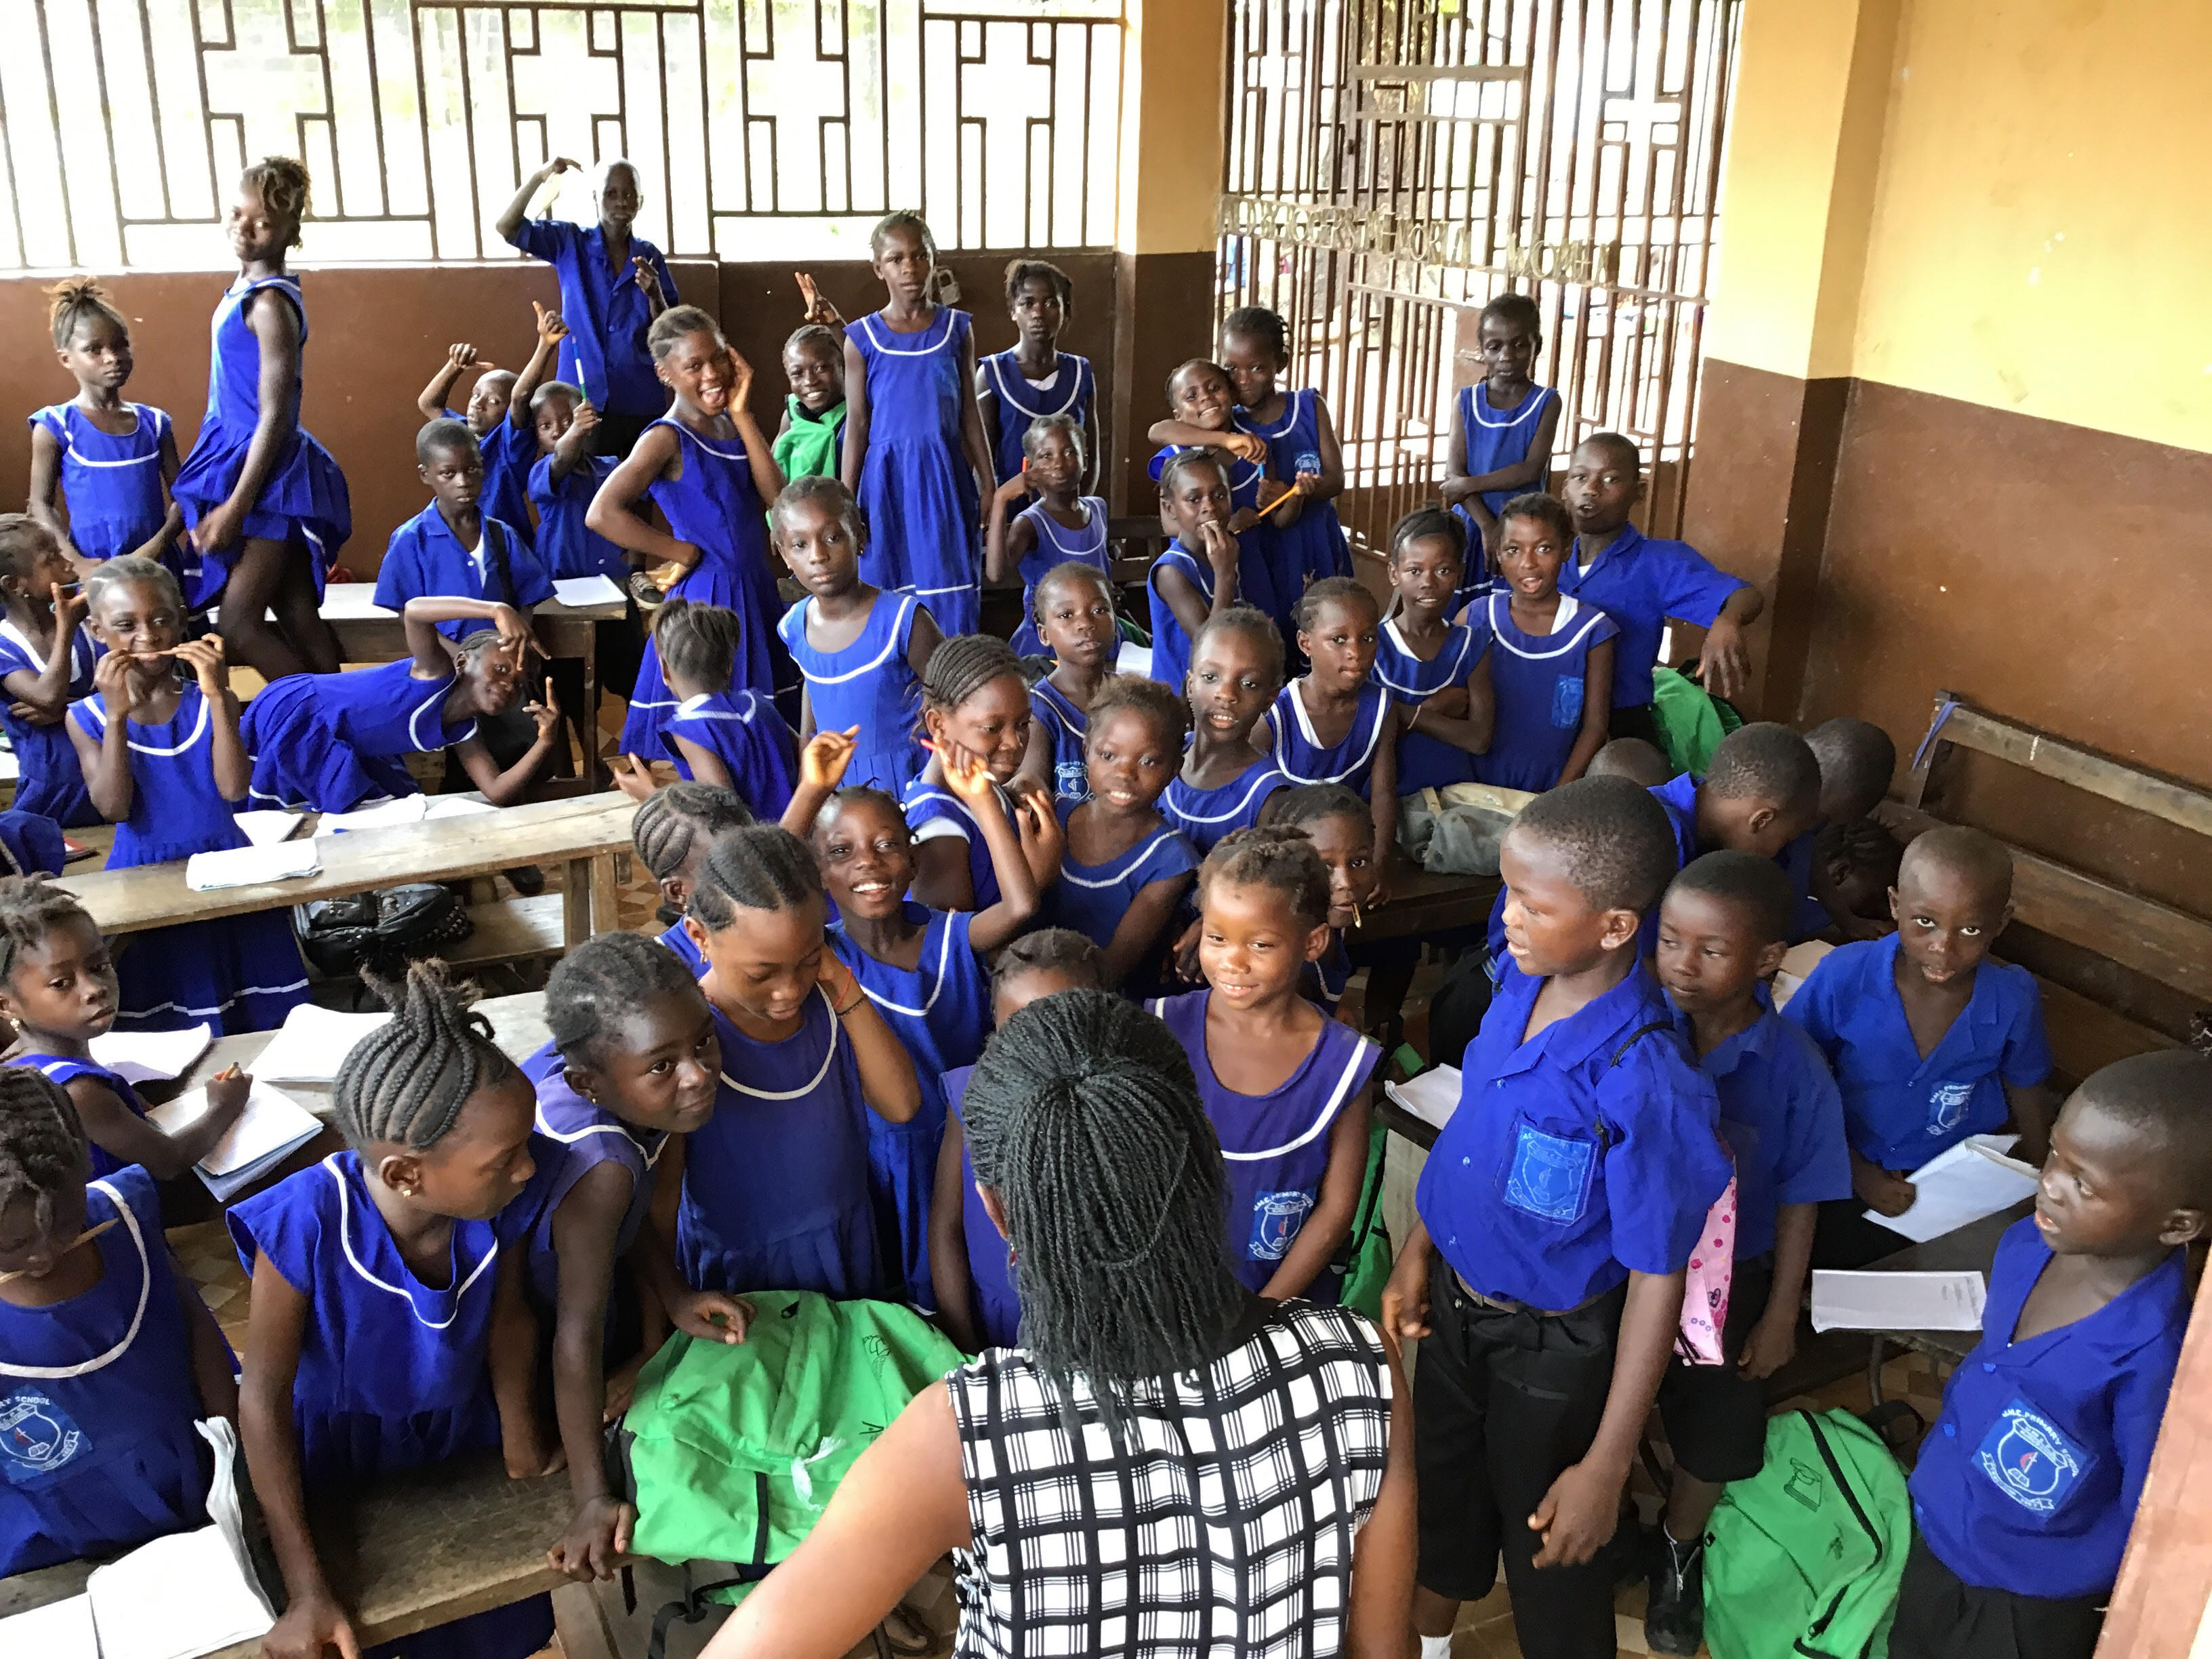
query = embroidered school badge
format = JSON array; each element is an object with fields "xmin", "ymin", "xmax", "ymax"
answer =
[
  {"xmin": 1975, "ymin": 1398, "xmax": 2089, "ymax": 1516},
  {"xmin": 1504, "ymin": 1123, "xmax": 1594, "ymax": 1223},
  {"xmin": 1250, "ymin": 1190, "xmax": 1316, "ymax": 1260},
  {"xmin": 0, "ymin": 1389, "xmax": 84, "ymax": 1477},
  {"xmin": 1927, "ymin": 1081, "xmax": 1975, "ymax": 1134}
]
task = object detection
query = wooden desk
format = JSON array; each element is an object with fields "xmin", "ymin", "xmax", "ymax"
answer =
[
  {"xmin": 58, "ymin": 794, "xmax": 635, "ymax": 946},
  {"xmin": 1362, "ymin": 868, "xmax": 1502, "ymax": 943},
  {"xmin": 1858, "ymin": 1199, "xmax": 2028, "ymax": 1401}
]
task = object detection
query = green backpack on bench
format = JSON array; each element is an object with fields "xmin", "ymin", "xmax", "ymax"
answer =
[
  {"xmin": 1702, "ymin": 1408, "xmax": 1910, "ymax": 1659},
  {"xmin": 611, "ymin": 1292, "xmax": 964, "ymax": 1604}
]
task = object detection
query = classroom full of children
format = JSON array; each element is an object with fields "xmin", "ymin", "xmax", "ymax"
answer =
[{"xmin": 0, "ymin": 148, "xmax": 2203, "ymax": 1659}]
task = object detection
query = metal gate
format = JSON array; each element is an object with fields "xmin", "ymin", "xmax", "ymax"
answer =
[{"xmin": 1218, "ymin": 0, "xmax": 1740, "ymax": 549}]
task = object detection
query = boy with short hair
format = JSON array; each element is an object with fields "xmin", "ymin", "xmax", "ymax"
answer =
[
  {"xmin": 1559, "ymin": 432, "xmax": 1763, "ymax": 739},
  {"xmin": 373, "ymin": 419, "xmax": 554, "ymax": 640},
  {"xmin": 1894, "ymin": 1047, "xmax": 2212, "ymax": 1659},
  {"xmin": 1650, "ymin": 720, "xmax": 1826, "ymax": 945},
  {"xmin": 1643, "ymin": 851, "xmax": 1852, "ymax": 1654},
  {"xmin": 1785, "ymin": 825, "xmax": 2056, "ymax": 1267},
  {"xmin": 1384, "ymin": 777, "xmax": 1733, "ymax": 1659},
  {"xmin": 411, "ymin": 301, "xmax": 568, "ymax": 550}
]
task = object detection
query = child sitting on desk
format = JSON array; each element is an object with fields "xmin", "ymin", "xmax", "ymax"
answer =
[
  {"xmin": 1786, "ymin": 825, "xmax": 2055, "ymax": 1269},
  {"xmin": 1893, "ymin": 1047, "xmax": 2212, "ymax": 1659}
]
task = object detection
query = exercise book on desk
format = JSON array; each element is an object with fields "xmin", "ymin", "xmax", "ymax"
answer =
[
  {"xmin": 1385, "ymin": 1066, "xmax": 1462, "ymax": 1134},
  {"xmin": 1864, "ymin": 1134, "xmax": 2041, "ymax": 1244},
  {"xmin": 247, "ymin": 1004, "xmax": 392, "ymax": 1082},
  {"xmin": 88, "ymin": 1023, "xmax": 213, "ymax": 1084},
  {"xmin": 0, "ymin": 1593, "xmax": 97, "ymax": 1657},
  {"xmin": 183, "ymin": 840, "xmax": 320, "ymax": 891},
  {"xmin": 146, "ymin": 1080, "xmax": 323, "ymax": 1202},
  {"xmin": 314, "ymin": 793, "xmax": 497, "ymax": 836},
  {"xmin": 552, "ymin": 573, "xmax": 626, "ymax": 608}
]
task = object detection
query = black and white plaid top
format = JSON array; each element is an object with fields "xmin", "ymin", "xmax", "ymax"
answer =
[{"xmin": 946, "ymin": 1300, "xmax": 1393, "ymax": 1656}]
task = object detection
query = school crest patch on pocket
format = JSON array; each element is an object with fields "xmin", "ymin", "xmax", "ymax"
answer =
[
  {"xmin": 1551, "ymin": 674, "xmax": 1584, "ymax": 730},
  {"xmin": 0, "ymin": 1389, "xmax": 84, "ymax": 1480},
  {"xmin": 1928, "ymin": 1080, "xmax": 1975, "ymax": 1134},
  {"xmin": 1250, "ymin": 1190, "xmax": 1316, "ymax": 1260},
  {"xmin": 1504, "ymin": 1123, "xmax": 1595, "ymax": 1223},
  {"xmin": 1974, "ymin": 1397, "xmax": 2091, "ymax": 1517}
]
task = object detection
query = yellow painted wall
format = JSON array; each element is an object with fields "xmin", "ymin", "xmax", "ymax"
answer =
[{"xmin": 1117, "ymin": 0, "xmax": 1228, "ymax": 255}]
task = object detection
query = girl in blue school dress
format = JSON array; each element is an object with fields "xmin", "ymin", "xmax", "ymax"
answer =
[
  {"xmin": 171, "ymin": 157, "xmax": 348, "ymax": 680},
  {"xmin": 1145, "ymin": 361, "xmax": 1293, "ymax": 634},
  {"xmin": 625, "ymin": 600, "xmax": 798, "ymax": 821},
  {"xmin": 1267, "ymin": 578, "xmax": 1402, "ymax": 855},
  {"xmin": 0, "ymin": 516, "xmax": 100, "ymax": 827},
  {"xmin": 65, "ymin": 558, "xmax": 308, "ymax": 1034},
  {"xmin": 926, "ymin": 928, "xmax": 1105, "ymax": 1353},
  {"xmin": 1020, "ymin": 561, "xmax": 1120, "ymax": 806},
  {"xmin": 26, "ymin": 278, "xmax": 184, "ymax": 579},
  {"xmin": 1048, "ymin": 676, "xmax": 1199, "ymax": 990},
  {"xmin": 1164, "ymin": 605, "xmax": 1287, "ymax": 855},
  {"xmin": 773, "ymin": 476, "xmax": 940, "ymax": 798},
  {"xmin": 1151, "ymin": 827, "xmax": 1378, "ymax": 1302},
  {"xmin": 0, "ymin": 1067, "xmax": 239, "ymax": 1578},
  {"xmin": 630, "ymin": 781, "xmax": 756, "ymax": 982},
  {"xmin": 1443, "ymin": 291, "xmax": 1561, "ymax": 611},
  {"xmin": 664, "ymin": 825, "xmax": 924, "ymax": 1298},
  {"xmin": 240, "ymin": 596, "xmax": 558, "ymax": 813},
  {"xmin": 975, "ymin": 260, "xmax": 1099, "ymax": 499},
  {"xmin": 1372, "ymin": 508, "xmax": 1496, "ymax": 796},
  {"xmin": 591, "ymin": 306, "xmax": 794, "ymax": 760},
  {"xmin": 1473, "ymin": 491, "xmax": 1616, "ymax": 792},
  {"xmin": 982, "ymin": 413, "xmax": 1111, "ymax": 659},
  {"xmin": 230, "ymin": 963, "xmax": 559, "ymax": 1659},
  {"xmin": 1223, "ymin": 306, "xmax": 1351, "ymax": 588},
  {"xmin": 842, "ymin": 211, "xmax": 998, "ymax": 638},
  {"xmin": 1147, "ymin": 448, "xmax": 1254, "ymax": 695},
  {"xmin": 904, "ymin": 635, "xmax": 1058, "ymax": 914},
  {"xmin": 805, "ymin": 742, "xmax": 1043, "ymax": 1309},
  {"xmin": 1259, "ymin": 783, "xmax": 1384, "ymax": 1017}
]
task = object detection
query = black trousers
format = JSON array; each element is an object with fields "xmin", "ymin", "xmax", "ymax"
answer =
[
  {"xmin": 1413, "ymin": 1256, "xmax": 1630, "ymax": 1659},
  {"xmin": 1890, "ymin": 1534, "xmax": 2104, "ymax": 1659}
]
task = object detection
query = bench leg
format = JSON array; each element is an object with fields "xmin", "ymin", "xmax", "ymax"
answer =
[
  {"xmin": 564, "ymin": 858, "xmax": 592, "ymax": 948},
  {"xmin": 591, "ymin": 853, "xmax": 620, "ymax": 935}
]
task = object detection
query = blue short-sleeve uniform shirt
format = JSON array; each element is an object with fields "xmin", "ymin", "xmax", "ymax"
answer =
[
  {"xmin": 1782, "ymin": 935, "xmax": 2052, "ymax": 1172},
  {"xmin": 1558, "ymin": 525, "xmax": 1745, "ymax": 710},
  {"xmin": 1908, "ymin": 1219, "xmax": 2185, "ymax": 1599},
  {"xmin": 1416, "ymin": 960, "xmax": 1732, "ymax": 1310},
  {"xmin": 373, "ymin": 503, "xmax": 555, "ymax": 640},
  {"xmin": 506, "ymin": 218, "xmax": 677, "ymax": 418},
  {"xmin": 1677, "ymin": 1006, "xmax": 1851, "ymax": 1260}
]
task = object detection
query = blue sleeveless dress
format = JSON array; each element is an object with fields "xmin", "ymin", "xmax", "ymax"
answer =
[
  {"xmin": 1151, "ymin": 990, "xmax": 1377, "ymax": 1299},
  {"xmin": 1267, "ymin": 680, "xmax": 1391, "ymax": 798},
  {"xmin": 171, "ymin": 275, "xmax": 350, "ymax": 606},
  {"xmin": 1303, "ymin": 934, "xmax": 1353, "ymax": 1017},
  {"xmin": 662, "ymin": 691, "xmax": 798, "ymax": 821},
  {"xmin": 1235, "ymin": 388, "xmax": 1348, "ymax": 587},
  {"xmin": 777, "ymin": 590, "xmax": 926, "ymax": 796},
  {"xmin": 14, "ymin": 1056, "xmax": 150, "ymax": 1183},
  {"xmin": 69, "ymin": 682, "xmax": 310, "ymax": 1033},
  {"xmin": 1048, "ymin": 801, "xmax": 1200, "ymax": 959},
  {"xmin": 0, "ymin": 616, "xmax": 100, "ymax": 826},
  {"xmin": 1161, "ymin": 756, "xmax": 1286, "ymax": 855},
  {"xmin": 27, "ymin": 402, "xmax": 171, "ymax": 562},
  {"xmin": 1028, "ymin": 677, "xmax": 1090, "ymax": 805},
  {"xmin": 853, "ymin": 308, "xmax": 982, "ymax": 636},
  {"xmin": 678, "ymin": 992, "xmax": 881, "ymax": 1298},
  {"xmin": 1372, "ymin": 617, "xmax": 1490, "ymax": 792},
  {"xmin": 658, "ymin": 918, "xmax": 708, "ymax": 979},
  {"xmin": 521, "ymin": 1042, "xmax": 668, "ymax": 1309},
  {"xmin": 1147, "ymin": 447, "xmax": 1282, "ymax": 632},
  {"xmin": 943, "ymin": 1065, "xmax": 1021, "ymax": 1350},
  {"xmin": 617, "ymin": 416, "xmax": 795, "ymax": 759},
  {"xmin": 1473, "ymin": 592, "xmax": 1619, "ymax": 793},
  {"xmin": 1452, "ymin": 382, "xmax": 1559, "ymax": 613},
  {"xmin": 830, "ymin": 905, "xmax": 988, "ymax": 1310},
  {"xmin": 226, "ymin": 1153, "xmax": 556, "ymax": 1659},
  {"xmin": 1006, "ymin": 497, "xmax": 1111, "ymax": 659},
  {"xmin": 239, "ymin": 656, "xmax": 475, "ymax": 812},
  {"xmin": 981, "ymin": 349, "xmax": 1095, "ymax": 491},
  {"xmin": 0, "ymin": 1166, "xmax": 213, "ymax": 1578},
  {"xmin": 901, "ymin": 775, "xmax": 1017, "ymax": 912}
]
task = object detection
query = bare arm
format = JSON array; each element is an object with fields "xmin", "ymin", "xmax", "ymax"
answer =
[
  {"xmin": 539, "ymin": 1162, "xmax": 632, "ymax": 1578},
  {"xmin": 1147, "ymin": 418, "xmax": 1267, "ymax": 465},
  {"xmin": 1080, "ymin": 394, "xmax": 1103, "ymax": 496},
  {"xmin": 25, "ymin": 426, "xmax": 84, "ymax": 565},
  {"xmin": 2005, "ymin": 1080, "xmax": 2058, "ymax": 1167},
  {"xmin": 1256, "ymin": 1084, "xmax": 1370, "ymax": 1300},
  {"xmin": 6, "ymin": 587, "xmax": 88, "ymax": 718},
  {"xmin": 910, "ymin": 833, "xmax": 978, "ymax": 913},
  {"xmin": 928, "ymin": 1117, "xmax": 981, "ymax": 1353},
  {"xmin": 1693, "ymin": 584, "xmax": 1765, "ymax": 703},
  {"xmin": 416, "ymin": 345, "xmax": 472, "ymax": 424},
  {"xmin": 1305, "ymin": 394, "xmax": 1347, "ymax": 504},
  {"xmin": 546, "ymin": 401, "xmax": 598, "ymax": 485},
  {"xmin": 452, "ymin": 679, "xmax": 561, "ymax": 804},
  {"xmin": 488, "ymin": 1245, "xmax": 558, "ymax": 1477},
  {"xmin": 838, "ymin": 334, "xmax": 871, "ymax": 495},
  {"xmin": 1555, "ymin": 639, "xmax": 1614, "ymax": 785},
  {"xmin": 1739, "ymin": 1200, "xmax": 1815, "ymax": 1381},
  {"xmin": 963, "ymin": 783, "xmax": 1044, "ymax": 952},
  {"xmin": 508, "ymin": 304, "xmax": 567, "ymax": 430},
  {"xmin": 823, "ymin": 956, "xmax": 924, "ymax": 1126},
  {"xmin": 177, "ymin": 1255, "xmax": 240, "ymax": 1422},
  {"xmin": 68, "ymin": 659, "xmax": 136, "ymax": 821},
  {"xmin": 70, "ymin": 1070, "xmax": 246, "ymax": 1183},
  {"xmin": 1460, "ymin": 397, "xmax": 1561, "ymax": 496},
  {"xmin": 127, "ymin": 424, "xmax": 186, "ymax": 565},
  {"xmin": 495, "ymin": 158, "xmax": 576, "ymax": 245},
  {"xmin": 668, "ymin": 731, "xmax": 734, "ymax": 791},
  {"xmin": 983, "ymin": 477, "xmax": 1036, "ymax": 586},
  {"xmin": 1368, "ymin": 705, "xmax": 1401, "ymax": 859},
  {"xmin": 175, "ymin": 638, "xmax": 249, "ymax": 800},
  {"xmin": 1101, "ymin": 871, "xmax": 1194, "ymax": 988},
  {"xmin": 957, "ymin": 324, "xmax": 996, "ymax": 501},
  {"xmin": 585, "ymin": 425, "xmax": 697, "ymax": 569},
  {"xmin": 1401, "ymin": 657, "xmax": 1494, "ymax": 757},
  {"xmin": 1439, "ymin": 395, "xmax": 1475, "ymax": 506},
  {"xmin": 906, "ymin": 606, "xmax": 943, "ymax": 680},
  {"xmin": 729, "ymin": 352, "xmax": 786, "ymax": 506},
  {"xmin": 400, "ymin": 596, "xmax": 527, "ymax": 676},
  {"xmin": 1347, "ymin": 1336, "xmax": 1418, "ymax": 1659}
]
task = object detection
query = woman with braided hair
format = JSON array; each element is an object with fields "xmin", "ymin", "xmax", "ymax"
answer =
[
  {"xmin": 230, "ymin": 960, "xmax": 558, "ymax": 1659},
  {"xmin": 712, "ymin": 989, "xmax": 1416, "ymax": 1658},
  {"xmin": 0, "ymin": 1065, "xmax": 237, "ymax": 1577}
]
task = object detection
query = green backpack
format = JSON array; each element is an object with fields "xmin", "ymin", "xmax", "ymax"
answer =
[
  {"xmin": 1336, "ymin": 1119, "xmax": 1393, "ymax": 1320},
  {"xmin": 1650, "ymin": 664, "xmax": 1743, "ymax": 777},
  {"xmin": 1702, "ymin": 1408, "xmax": 1910, "ymax": 1659}
]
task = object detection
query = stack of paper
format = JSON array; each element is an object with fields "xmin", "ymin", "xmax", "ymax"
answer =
[
  {"xmin": 1865, "ymin": 1134, "xmax": 2041, "ymax": 1243},
  {"xmin": 146, "ymin": 1080, "xmax": 324, "ymax": 1201},
  {"xmin": 247, "ymin": 1004, "xmax": 393, "ymax": 1083},
  {"xmin": 230, "ymin": 809, "xmax": 306, "ymax": 848},
  {"xmin": 89, "ymin": 1024, "xmax": 212, "ymax": 1085},
  {"xmin": 183, "ymin": 840, "xmax": 321, "ymax": 892},
  {"xmin": 1385, "ymin": 1065, "xmax": 1463, "ymax": 1134},
  {"xmin": 1811, "ymin": 1269, "xmax": 1988, "ymax": 1333},
  {"xmin": 552, "ymin": 573, "xmax": 626, "ymax": 608},
  {"xmin": 314, "ymin": 794, "xmax": 497, "ymax": 836}
]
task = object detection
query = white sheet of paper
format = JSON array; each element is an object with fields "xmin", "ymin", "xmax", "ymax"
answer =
[
  {"xmin": 0, "ymin": 1594, "xmax": 97, "ymax": 1658},
  {"xmin": 146, "ymin": 1080, "xmax": 323, "ymax": 1178},
  {"xmin": 1770, "ymin": 939, "xmax": 1835, "ymax": 1012},
  {"xmin": 231, "ymin": 809, "xmax": 306, "ymax": 848},
  {"xmin": 423, "ymin": 794, "xmax": 498, "ymax": 821},
  {"xmin": 1811, "ymin": 1269, "xmax": 1988, "ymax": 1333},
  {"xmin": 87, "ymin": 1523, "xmax": 276, "ymax": 1659},
  {"xmin": 314, "ymin": 793, "xmax": 494, "ymax": 836},
  {"xmin": 316, "ymin": 583, "xmax": 398, "ymax": 621},
  {"xmin": 1115, "ymin": 639, "xmax": 1152, "ymax": 678},
  {"xmin": 247, "ymin": 1005, "xmax": 392, "ymax": 1082},
  {"xmin": 552, "ymin": 573, "xmax": 626, "ymax": 608},
  {"xmin": 184, "ymin": 840, "xmax": 320, "ymax": 891},
  {"xmin": 1385, "ymin": 1066, "xmax": 1463, "ymax": 1134},
  {"xmin": 88, "ymin": 1023, "xmax": 213, "ymax": 1084},
  {"xmin": 1864, "ymin": 1134, "xmax": 2040, "ymax": 1243}
]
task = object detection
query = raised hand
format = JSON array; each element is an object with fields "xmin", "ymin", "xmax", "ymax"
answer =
[
  {"xmin": 50, "ymin": 581, "xmax": 87, "ymax": 636},
  {"xmin": 798, "ymin": 727, "xmax": 859, "ymax": 793},
  {"xmin": 722, "ymin": 346, "xmax": 756, "ymax": 411},
  {"xmin": 630, "ymin": 256, "xmax": 665, "ymax": 304},
  {"xmin": 529, "ymin": 676, "xmax": 561, "ymax": 743},
  {"xmin": 1197, "ymin": 518, "xmax": 1240, "ymax": 580},
  {"xmin": 611, "ymin": 756, "xmax": 657, "ymax": 803},
  {"xmin": 447, "ymin": 342, "xmax": 482, "ymax": 371},
  {"xmin": 488, "ymin": 602, "xmax": 534, "ymax": 657},
  {"xmin": 930, "ymin": 739, "xmax": 998, "ymax": 806},
  {"xmin": 532, "ymin": 300, "xmax": 569, "ymax": 343},
  {"xmin": 1218, "ymin": 430, "xmax": 1269, "ymax": 466},
  {"xmin": 795, "ymin": 270, "xmax": 843, "ymax": 329}
]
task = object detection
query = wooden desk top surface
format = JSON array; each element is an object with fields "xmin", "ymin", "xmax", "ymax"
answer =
[{"xmin": 1863, "ymin": 1200, "xmax": 2029, "ymax": 1365}]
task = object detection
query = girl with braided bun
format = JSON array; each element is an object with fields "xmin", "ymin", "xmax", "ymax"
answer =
[
  {"xmin": 661, "ymin": 823, "xmax": 922, "ymax": 1299},
  {"xmin": 902, "ymin": 632, "xmax": 1061, "ymax": 912},
  {"xmin": 230, "ymin": 960, "xmax": 558, "ymax": 1659},
  {"xmin": 711, "ymin": 989, "xmax": 1416, "ymax": 1658},
  {"xmin": 0, "ymin": 1065, "xmax": 238, "ymax": 1577}
]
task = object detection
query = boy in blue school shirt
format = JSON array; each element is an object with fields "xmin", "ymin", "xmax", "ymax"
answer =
[
  {"xmin": 1786, "ymin": 825, "xmax": 2056, "ymax": 1269},
  {"xmin": 1643, "ymin": 852, "xmax": 1851, "ymax": 1655},
  {"xmin": 1559, "ymin": 432, "xmax": 1762, "ymax": 748},
  {"xmin": 375, "ymin": 419, "xmax": 556, "ymax": 640},
  {"xmin": 1385, "ymin": 777, "xmax": 1733, "ymax": 1659},
  {"xmin": 1894, "ymin": 1048, "xmax": 2212, "ymax": 1659}
]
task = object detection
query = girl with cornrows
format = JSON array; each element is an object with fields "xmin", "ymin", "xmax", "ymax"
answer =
[
  {"xmin": 232, "ymin": 961, "xmax": 559, "ymax": 1659},
  {"xmin": 711, "ymin": 989, "xmax": 1416, "ymax": 1657},
  {"xmin": 902, "ymin": 633, "xmax": 1060, "ymax": 912}
]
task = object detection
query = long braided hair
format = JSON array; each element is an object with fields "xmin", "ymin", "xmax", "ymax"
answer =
[
  {"xmin": 962, "ymin": 989, "xmax": 1242, "ymax": 1418},
  {"xmin": 0, "ymin": 1066, "xmax": 87, "ymax": 1240},
  {"xmin": 333, "ymin": 960, "xmax": 517, "ymax": 1150}
]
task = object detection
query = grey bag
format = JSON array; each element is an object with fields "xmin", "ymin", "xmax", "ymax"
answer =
[{"xmin": 1395, "ymin": 783, "xmax": 1532, "ymax": 876}]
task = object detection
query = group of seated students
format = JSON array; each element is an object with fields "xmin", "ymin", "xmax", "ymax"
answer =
[{"xmin": 3, "ymin": 162, "xmax": 2202, "ymax": 1659}]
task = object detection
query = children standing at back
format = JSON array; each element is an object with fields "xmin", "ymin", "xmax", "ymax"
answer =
[
  {"xmin": 1386, "ymin": 777, "xmax": 1732, "ymax": 1659},
  {"xmin": 773, "ymin": 323, "xmax": 848, "ymax": 486},
  {"xmin": 1893, "ymin": 1048, "xmax": 2211, "ymax": 1659},
  {"xmin": 1153, "ymin": 826, "xmax": 1378, "ymax": 1303},
  {"xmin": 1223, "ymin": 304, "xmax": 1351, "ymax": 587},
  {"xmin": 626, "ymin": 600, "xmax": 798, "ymax": 819},
  {"xmin": 1787, "ymin": 825, "xmax": 2056, "ymax": 1267},
  {"xmin": 0, "ymin": 517, "xmax": 100, "ymax": 826},
  {"xmin": 773, "ymin": 475, "xmax": 939, "ymax": 797},
  {"xmin": 1020, "ymin": 561, "xmax": 1119, "ymax": 804},
  {"xmin": 1373, "ymin": 508, "xmax": 1494, "ymax": 796},
  {"xmin": 1475, "ymin": 492, "xmax": 1617, "ymax": 792},
  {"xmin": 983, "ymin": 413, "xmax": 1111, "ymax": 659},
  {"xmin": 1443, "ymin": 291, "xmax": 1562, "ymax": 604},
  {"xmin": 1645, "ymin": 853, "xmax": 1851, "ymax": 1655},
  {"xmin": 66, "ymin": 558, "xmax": 308, "ymax": 1033},
  {"xmin": 0, "ymin": 1067, "xmax": 238, "ymax": 1578},
  {"xmin": 413, "ymin": 301, "xmax": 568, "ymax": 550},
  {"xmin": 841, "ymin": 211, "xmax": 997, "ymax": 637},
  {"xmin": 1269, "ymin": 578, "xmax": 1402, "ymax": 855},
  {"xmin": 903, "ymin": 636, "xmax": 1056, "ymax": 913},
  {"xmin": 977, "ymin": 260, "xmax": 1099, "ymax": 495},
  {"xmin": 28, "ymin": 279, "xmax": 183, "ymax": 579},
  {"xmin": 1165, "ymin": 605, "xmax": 1287, "ymax": 853}
]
